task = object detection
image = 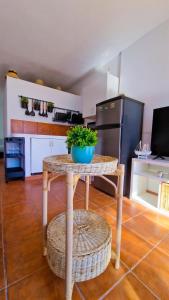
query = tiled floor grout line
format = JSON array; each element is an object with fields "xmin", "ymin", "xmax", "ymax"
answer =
[
  {"xmin": 94, "ymin": 198, "xmax": 148, "ymax": 223},
  {"xmin": 1, "ymin": 174, "xmax": 169, "ymax": 299},
  {"xmin": 106, "ymin": 229, "xmax": 169, "ymax": 300},
  {"xmin": 75, "ymin": 283, "xmax": 86, "ymax": 300},
  {"xmin": 122, "ymin": 221, "xmax": 166, "ymax": 248},
  {"xmin": 130, "ymin": 229, "xmax": 169, "ymax": 272},
  {"xmin": 122, "ymin": 209, "xmax": 148, "ymax": 224},
  {"xmin": 104, "ymin": 236, "xmax": 165, "ymax": 300},
  {"xmin": 131, "ymin": 271, "xmax": 160, "ymax": 299},
  {"xmin": 99, "ymin": 269, "xmax": 131, "ymax": 300},
  {"xmin": 0, "ymin": 190, "xmax": 8, "ymax": 300},
  {"xmin": 6, "ymin": 265, "xmax": 47, "ymax": 289}
]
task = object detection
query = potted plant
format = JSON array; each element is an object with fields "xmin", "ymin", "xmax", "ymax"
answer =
[
  {"xmin": 20, "ymin": 96, "xmax": 28, "ymax": 109},
  {"xmin": 34, "ymin": 100, "xmax": 40, "ymax": 111},
  {"xmin": 66, "ymin": 126, "xmax": 98, "ymax": 163},
  {"xmin": 47, "ymin": 102, "xmax": 54, "ymax": 113}
]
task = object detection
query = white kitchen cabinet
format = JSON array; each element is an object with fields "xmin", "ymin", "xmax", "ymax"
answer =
[
  {"xmin": 31, "ymin": 137, "xmax": 67, "ymax": 173},
  {"xmin": 52, "ymin": 139, "xmax": 68, "ymax": 155}
]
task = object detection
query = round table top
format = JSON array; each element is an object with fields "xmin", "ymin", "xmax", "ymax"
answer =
[{"xmin": 43, "ymin": 154, "xmax": 118, "ymax": 175}]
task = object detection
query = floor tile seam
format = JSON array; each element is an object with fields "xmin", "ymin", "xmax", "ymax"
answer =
[
  {"xmin": 130, "ymin": 242, "xmax": 158, "ymax": 272},
  {"xmin": 94, "ymin": 210, "xmax": 116, "ymax": 221},
  {"xmin": 2, "ymin": 200, "xmax": 34, "ymax": 209},
  {"xmin": 97, "ymin": 201, "xmax": 148, "ymax": 224},
  {"xmin": 0, "ymin": 287, "xmax": 8, "ymax": 300},
  {"xmin": 75, "ymin": 283, "xmax": 86, "ymax": 300},
  {"xmin": 3, "ymin": 207, "xmax": 39, "ymax": 226},
  {"xmin": 96, "ymin": 201, "xmax": 117, "ymax": 209},
  {"xmin": 122, "ymin": 223, "xmax": 161, "ymax": 247},
  {"xmin": 130, "ymin": 231, "xmax": 169, "ymax": 272},
  {"xmin": 122, "ymin": 209, "xmax": 148, "ymax": 224},
  {"xmin": 151, "ymin": 231, "xmax": 169, "ymax": 258},
  {"xmin": 0, "ymin": 193, "xmax": 8, "ymax": 290},
  {"xmin": 0, "ymin": 286, "xmax": 5, "ymax": 292},
  {"xmin": 123, "ymin": 209, "xmax": 169, "ymax": 232},
  {"xmin": 6, "ymin": 265, "xmax": 47, "ymax": 288},
  {"xmin": 130, "ymin": 270, "xmax": 160, "ymax": 299},
  {"xmin": 98, "ymin": 269, "xmax": 131, "ymax": 300}
]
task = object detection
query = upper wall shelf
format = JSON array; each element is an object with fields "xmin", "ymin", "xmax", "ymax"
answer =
[{"xmin": 19, "ymin": 95, "xmax": 83, "ymax": 124}]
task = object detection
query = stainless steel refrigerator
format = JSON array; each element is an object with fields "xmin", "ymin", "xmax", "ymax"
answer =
[{"xmin": 94, "ymin": 95, "xmax": 144, "ymax": 196}]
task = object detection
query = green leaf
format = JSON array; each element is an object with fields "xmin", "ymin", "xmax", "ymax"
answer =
[{"xmin": 66, "ymin": 126, "xmax": 98, "ymax": 148}]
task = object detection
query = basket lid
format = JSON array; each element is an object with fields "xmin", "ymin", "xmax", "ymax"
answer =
[{"xmin": 47, "ymin": 209, "xmax": 112, "ymax": 256}]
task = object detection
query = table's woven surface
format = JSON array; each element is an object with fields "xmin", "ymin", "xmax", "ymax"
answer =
[{"xmin": 43, "ymin": 154, "xmax": 118, "ymax": 174}]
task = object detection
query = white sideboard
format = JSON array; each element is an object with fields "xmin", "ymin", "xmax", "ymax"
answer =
[
  {"xmin": 13, "ymin": 134, "xmax": 68, "ymax": 176},
  {"xmin": 31, "ymin": 137, "xmax": 67, "ymax": 173},
  {"xmin": 130, "ymin": 157, "xmax": 169, "ymax": 216}
]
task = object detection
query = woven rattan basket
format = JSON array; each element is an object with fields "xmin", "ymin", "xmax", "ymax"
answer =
[{"xmin": 47, "ymin": 209, "xmax": 112, "ymax": 282}]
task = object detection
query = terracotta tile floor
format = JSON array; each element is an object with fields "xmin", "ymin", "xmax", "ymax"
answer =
[{"xmin": 0, "ymin": 160, "xmax": 169, "ymax": 299}]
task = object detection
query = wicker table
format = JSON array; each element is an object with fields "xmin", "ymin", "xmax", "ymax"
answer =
[{"xmin": 43, "ymin": 154, "xmax": 124, "ymax": 300}]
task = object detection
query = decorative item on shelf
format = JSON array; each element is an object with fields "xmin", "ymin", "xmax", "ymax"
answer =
[
  {"xmin": 77, "ymin": 113, "xmax": 84, "ymax": 124},
  {"xmin": 134, "ymin": 141, "xmax": 152, "ymax": 159},
  {"xmin": 47, "ymin": 102, "xmax": 54, "ymax": 113},
  {"xmin": 6, "ymin": 70, "xmax": 19, "ymax": 79},
  {"xmin": 44, "ymin": 102, "xmax": 48, "ymax": 117},
  {"xmin": 157, "ymin": 170, "xmax": 168, "ymax": 178},
  {"xmin": 42, "ymin": 101, "xmax": 45, "ymax": 117},
  {"xmin": 20, "ymin": 96, "xmax": 28, "ymax": 109},
  {"xmin": 71, "ymin": 112, "xmax": 83, "ymax": 125},
  {"xmin": 39, "ymin": 101, "xmax": 43, "ymax": 116},
  {"xmin": 66, "ymin": 125, "xmax": 98, "ymax": 163},
  {"xmin": 30, "ymin": 99, "xmax": 35, "ymax": 117},
  {"xmin": 56, "ymin": 85, "xmax": 62, "ymax": 90},
  {"xmin": 66, "ymin": 111, "xmax": 72, "ymax": 123},
  {"xmin": 34, "ymin": 100, "xmax": 40, "ymax": 111},
  {"xmin": 35, "ymin": 79, "xmax": 44, "ymax": 85},
  {"xmin": 53, "ymin": 111, "xmax": 67, "ymax": 122},
  {"xmin": 25, "ymin": 100, "xmax": 30, "ymax": 116},
  {"xmin": 160, "ymin": 182, "xmax": 169, "ymax": 211}
]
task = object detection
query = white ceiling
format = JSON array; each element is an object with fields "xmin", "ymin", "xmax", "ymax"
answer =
[{"xmin": 0, "ymin": 0, "xmax": 169, "ymax": 89}]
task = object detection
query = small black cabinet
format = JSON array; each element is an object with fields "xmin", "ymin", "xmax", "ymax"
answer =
[{"xmin": 4, "ymin": 137, "xmax": 25, "ymax": 182}]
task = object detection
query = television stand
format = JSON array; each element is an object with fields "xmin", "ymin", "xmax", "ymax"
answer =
[
  {"xmin": 153, "ymin": 155, "xmax": 165, "ymax": 160},
  {"xmin": 130, "ymin": 158, "xmax": 169, "ymax": 217}
]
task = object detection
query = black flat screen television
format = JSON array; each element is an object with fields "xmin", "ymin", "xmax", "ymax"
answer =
[{"xmin": 151, "ymin": 106, "xmax": 169, "ymax": 158}]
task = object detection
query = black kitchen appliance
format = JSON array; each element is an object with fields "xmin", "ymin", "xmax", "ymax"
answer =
[
  {"xmin": 87, "ymin": 121, "xmax": 96, "ymax": 130},
  {"xmin": 94, "ymin": 95, "xmax": 144, "ymax": 196}
]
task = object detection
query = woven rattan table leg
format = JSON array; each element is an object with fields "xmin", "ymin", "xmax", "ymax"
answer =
[
  {"xmin": 115, "ymin": 164, "xmax": 124, "ymax": 269},
  {"xmin": 42, "ymin": 170, "xmax": 48, "ymax": 256},
  {"xmin": 85, "ymin": 176, "xmax": 90, "ymax": 210},
  {"xmin": 66, "ymin": 172, "xmax": 74, "ymax": 300}
]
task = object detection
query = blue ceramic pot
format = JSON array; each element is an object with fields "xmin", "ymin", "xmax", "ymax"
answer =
[{"xmin": 71, "ymin": 146, "xmax": 95, "ymax": 163}]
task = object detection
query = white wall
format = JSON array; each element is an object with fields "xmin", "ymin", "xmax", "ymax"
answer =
[
  {"xmin": 5, "ymin": 77, "xmax": 82, "ymax": 136},
  {"xmin": 0, "ymin": 89, "xmax": 3, "ymax": 150},
  {"xmin": 120, "ymin": 21, "xmax": 169, "ymax": 142},
  {"xmin": 70, "ymin": 55, "xmax": 120, "ymax": 117},
  {"xmin": 120, "ymin": 20, "xmax": 169, "ymax": 143},
  {"xmin": 70, "ymin": 20, "xmax": 169, "ymax": 146},
  {"xmin": 70, "ymin": 70, "xmax": 107, "ymax": 117}
]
